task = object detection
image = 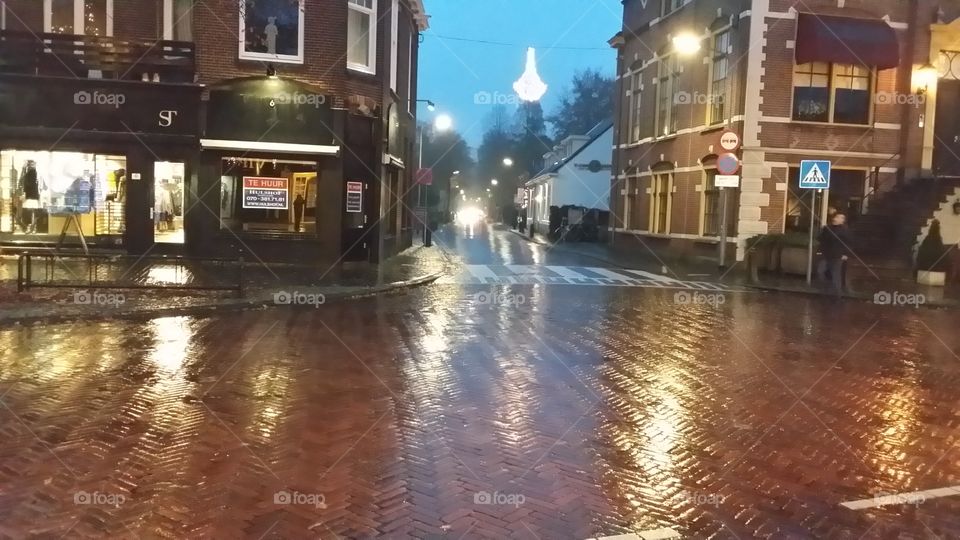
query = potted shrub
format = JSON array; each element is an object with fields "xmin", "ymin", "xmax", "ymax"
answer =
[
  {"xmin": 779, "ymin": 232, "xmax": 812, "ymax": 276},
  {"xmin": 745, "ymin": 234, "xmax": 778, "ymax": 281},
  {"xmin": 916, "ymin": 219, "xmax": 950, "ymax": 286}
]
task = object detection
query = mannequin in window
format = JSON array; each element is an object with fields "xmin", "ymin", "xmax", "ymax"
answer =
[
  {"xmin": 106, "ymin": 168, "xmax": 127, "ymax": 202},
  {"xmin": 17, "ymin": 160, "xmax": 41, "ymax": 234},
  {"xmin": 265, "ymin": 17, "xmax": 278, "ymax": 55},
  {"xmin": 293, "ymin": 194, "xmax": 305, "ymax": 232}
]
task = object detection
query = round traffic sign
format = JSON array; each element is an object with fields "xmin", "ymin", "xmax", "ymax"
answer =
[
  {"xmin": 719, "ymin": 130, "xmax": 741, "ymax": 152},
  {"xmin": 717, "ymin": 152, "xmax": 740, "ymax": 175}
]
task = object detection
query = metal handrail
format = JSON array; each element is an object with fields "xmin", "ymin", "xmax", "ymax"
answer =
[{"xmin": 17, "ymin": 252, "xmax": 244, "ymax": 297}]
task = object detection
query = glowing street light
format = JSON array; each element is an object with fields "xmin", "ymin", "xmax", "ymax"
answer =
[
  {"xmin": 434, "ymin": 114, "xmax": 453, "ymax": 132},
  {"xmin": 672, "ymin": 32, "xmax": 702, "ymax": 56},
  {"xmin": 490, "ymin": 179, "xmax": 499, "ymax": 186},
  {"xmin": 502, "ymin": 157, "xmax": 514, "ymax": 167}
]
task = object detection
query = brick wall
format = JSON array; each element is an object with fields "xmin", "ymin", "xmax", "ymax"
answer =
[{"xmin": 612, "ymin": 0, "xmax": 932, "ymax": 260}]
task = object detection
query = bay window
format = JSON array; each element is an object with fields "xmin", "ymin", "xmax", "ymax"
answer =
[
  {"xmin": 348, "ymin": 0, "xmax": 377, "ymax": 74},
  {"xmin": 792, "ymin": 62, "xmax": 872, "ymax": 124}
]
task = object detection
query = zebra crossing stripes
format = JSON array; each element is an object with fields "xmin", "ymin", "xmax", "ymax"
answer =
[{"xmin": 443, "ymin": 265, "xmax": 746, "ymax": 291}]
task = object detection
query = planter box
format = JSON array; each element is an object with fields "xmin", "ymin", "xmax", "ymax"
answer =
[
  {"xmin": 780, "ymin": 246, "xmax": 809, "ymax": 276},
  {"xmin": 917, "ymin": 270, "xmax": 946, "ymax": 286}
]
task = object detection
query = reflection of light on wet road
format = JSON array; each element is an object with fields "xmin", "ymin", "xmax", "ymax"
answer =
[
  {"xmin": 146, "ymin": 265, "xmax": 192, "ymax": 285},
  {"xmin": 148, "ymin": 316, "xmax": 194, "ymax": 372}
]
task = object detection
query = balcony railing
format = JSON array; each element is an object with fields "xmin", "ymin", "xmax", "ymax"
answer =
[{"xmin": 0, "ymin": 30, "xmax": 195, "ymax": 83}]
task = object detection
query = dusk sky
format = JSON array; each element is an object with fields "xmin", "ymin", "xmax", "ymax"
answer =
[{"xmin": 418, "ymin": 0, "xmax": 622, "ymax": 149}]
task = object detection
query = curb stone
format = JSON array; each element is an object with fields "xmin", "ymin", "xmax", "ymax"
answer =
[{"xmin": 0, "ymin": 272, "xmax": 442, "ymax": 326}]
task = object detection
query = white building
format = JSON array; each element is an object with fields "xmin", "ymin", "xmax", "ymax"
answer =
[{"xmin": 526, "ymin": 120, "xmax": 613, "ymax": 231}]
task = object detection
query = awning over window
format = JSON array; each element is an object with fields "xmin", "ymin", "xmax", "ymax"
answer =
[{"xmin": 795, "ymin": 13, "xmax": 900, "ymax": 70}]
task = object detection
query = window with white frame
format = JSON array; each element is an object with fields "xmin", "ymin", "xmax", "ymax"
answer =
[
  {"xmin": 656, "ymin": 54, "xmax": 679, "ymax": 136},
  {"xmin": 630, "ymin": 72, "xmax": 643, "ymax": 142},
  {"xmin": 660, "ymin": 0, "xmax": 682, "ymax": 16},
  {"xmin": 650, "ymin": 171, "xmax": 672, "ymax": 234},
  {"xmin": 163, "ymin": 0, "xmax": 193, "ymax": 41},
  {"xmin": 708, "ymin": 30, "xmax": 730, "ymax": 124},
  {"xmin": 239, "ymin": 0, "xmax": 305, "ymax": 64},
  {"xmin": 792, "ymin": 62, "xmax": 872, "ymax": 125},
  {"xmin": 44, "ymin": 0, "xmax": 113, "ymax": 36},
  {"xmin": 348, "ymin": 0, "xmax": 377, "ymax": 74}
]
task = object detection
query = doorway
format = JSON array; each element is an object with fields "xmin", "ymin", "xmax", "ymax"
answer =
[{"xmin": 154, "ymin": 161, "xmax": 185, "ymax": 244}]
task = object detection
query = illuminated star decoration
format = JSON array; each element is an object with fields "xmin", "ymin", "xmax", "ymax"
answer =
[{"xmin": 513, "ymin": 47, "xmax": 548, "ymax": 102}]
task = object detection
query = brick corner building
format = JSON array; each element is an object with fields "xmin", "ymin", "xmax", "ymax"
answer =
[
  {"xmin": 0, "ymin": 0, "xmax": 428, "ymax": 265},
  {"xmin": 610, "ymin": 0, "xmax": 960, "ymax": 276}
]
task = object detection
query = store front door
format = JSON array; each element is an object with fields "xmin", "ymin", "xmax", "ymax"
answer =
[{"xmin": 341, "ymin": 179, "xmax": 372, "ymax": 262}]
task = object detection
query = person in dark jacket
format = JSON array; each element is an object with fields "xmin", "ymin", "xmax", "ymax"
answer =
[{"xmin": 817, "ymin": 212, "xmax": 852, "ymax": 297}]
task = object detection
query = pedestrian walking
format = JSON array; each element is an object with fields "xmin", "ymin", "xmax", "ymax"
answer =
[{"xmin": 817, "ymin": 212, "xmax": 851, "ymax": 298}]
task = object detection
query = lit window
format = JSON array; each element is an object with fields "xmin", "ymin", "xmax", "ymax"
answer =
[
  {"xmin": 348, "ymin": 0, "xmax": 377, "ymax": 73},
  {"xmin": 792, "ymin": 62, "xmax": 872, "ymax": 124},
  {"xmin": 44, "ymin": 0, "xmax": 113, "ymax": 36}
]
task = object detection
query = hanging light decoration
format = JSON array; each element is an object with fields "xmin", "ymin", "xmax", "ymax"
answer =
[{"xmin": 513, "ymin": 47, "xmax": 548, "ymax": 102}]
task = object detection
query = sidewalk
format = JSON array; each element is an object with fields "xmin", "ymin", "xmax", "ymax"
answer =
[
  {"xmin": 0, "ymin": 246, "xmax": 445, "ymax": 324},
  {"xmin": 506, "ymin": 226, "xmax": 960, "ymax": 308}
]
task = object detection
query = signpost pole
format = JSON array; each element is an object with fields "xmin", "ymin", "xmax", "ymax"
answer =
[
  {"xmin": 719, "ymin": 187, "xmax": 728, "ymax": 268},
  {"xmin": 806, "ymin": 189, "xmax": 818, "ymax": 285}
]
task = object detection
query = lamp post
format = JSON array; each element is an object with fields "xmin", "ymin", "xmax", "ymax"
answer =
[
  {"xmin": 416, "ymin": 106, "xmax": 452, "ymax": 245},
  {"xmin": 674, "ymin": 30, "xmax": 738, "ymax": 268}
]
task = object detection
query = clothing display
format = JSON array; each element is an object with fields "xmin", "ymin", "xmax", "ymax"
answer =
[{"xmin": 19, "ymin": 162, "xmax": 40, "ymax": 200}]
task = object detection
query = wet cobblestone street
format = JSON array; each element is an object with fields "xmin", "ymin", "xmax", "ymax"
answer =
[{"xmin": 1, "ymin": 225, "xmax": 959, "ymax": 538}]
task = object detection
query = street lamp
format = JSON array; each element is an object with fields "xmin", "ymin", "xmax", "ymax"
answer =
[
  {"xmin": 434, "ymin": 114, "xmax": 453, "ymax": 132},
  {"xmin": 502, "ymin": 157, "xmax": 514, "ymax": 167},
  {"xmin": 672, "ymin": 32, "xmax": 702, "ymax": 56},
  {"xmin": 490, "ymin": 179, "xmax": 499, "ymax": 186},
  {"xmin": 674, "ymin": 30, "xmax": 737, "ymax": 267}
]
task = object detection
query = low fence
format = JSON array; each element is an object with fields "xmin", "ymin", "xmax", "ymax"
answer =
[{"xmin": 17, "ymin": 253, "xmax": 244, "ymax": 297}]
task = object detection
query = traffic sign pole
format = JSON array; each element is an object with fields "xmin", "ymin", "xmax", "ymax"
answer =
[
  {"xmin": 719, "ymin": 187, "xmax": 728, "ymax": 268},
  {"xmin": 806, "ymin": 189, "xmax": 821, "ymax": 285}
]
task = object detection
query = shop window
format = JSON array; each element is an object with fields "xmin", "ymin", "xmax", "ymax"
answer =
[
  {"xmin": 44, "ymin": 0, "xmax": 112, "ymax": 36},
  {"xmin": 348, "ymin": 0, "xmax": 377, "ymax": 74},
  {"xmin": 792, "ymin": 62, "xmax": 872, "ymax": 124},
  {"xmin": 650, "ymin": 172, "xmax": 672, "ymax": 234},
  {"xmin": 163, "ymin": 0, "xmax": 193, "ymax": 41},
  {"xmin": 0, "ymin": 150, "xmax": 125, "ymax": 241},
  {"xmin": 154, "ymin": 162, "xmax": 185, "ymax": 244},
  {"xmin": 709, "ymin": 30, "xmax": 730, "ymax": 125},
  {"xmin": 219, "ymin": 158, "xmax": 317, "ymax": 235}
]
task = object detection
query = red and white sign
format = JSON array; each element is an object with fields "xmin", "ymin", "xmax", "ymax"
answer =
[
  {"xmin": 717, "ymin": 152, "xmax": 740, "ymax": 175},
  {"xmin": 719, "ymin": 129, "xmax": 741, "ymax": 152},
  {"xmin": 415, "ymin": 168, "xmax": 433, "ymax": 186},
  {"xmin": 346, "ymin": 181, "xmax": 363, "ymax": 213},
  {"xmin": 242, "ymin": 176, "xmax": 288, "ymax": 209}
]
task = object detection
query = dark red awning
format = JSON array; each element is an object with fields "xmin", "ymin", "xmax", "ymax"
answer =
[{"xmin": 795, "ymin": 13, "xmax": 900, "ymax": 70}]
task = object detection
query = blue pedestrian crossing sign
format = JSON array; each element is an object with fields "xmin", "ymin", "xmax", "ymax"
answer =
[{"xmin": 799, "ymin": 160, "xmax": 831, "ymax": 189}]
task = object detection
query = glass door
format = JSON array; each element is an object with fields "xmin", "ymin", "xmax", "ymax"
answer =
[{"xmin": 154, "ymin": 161, "xmax": 185, "ymax": 244}]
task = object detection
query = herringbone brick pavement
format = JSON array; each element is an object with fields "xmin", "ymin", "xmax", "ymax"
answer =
[{"xmin": 0, "ymin": 285, "xmax": 959, "ymax": 538}]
